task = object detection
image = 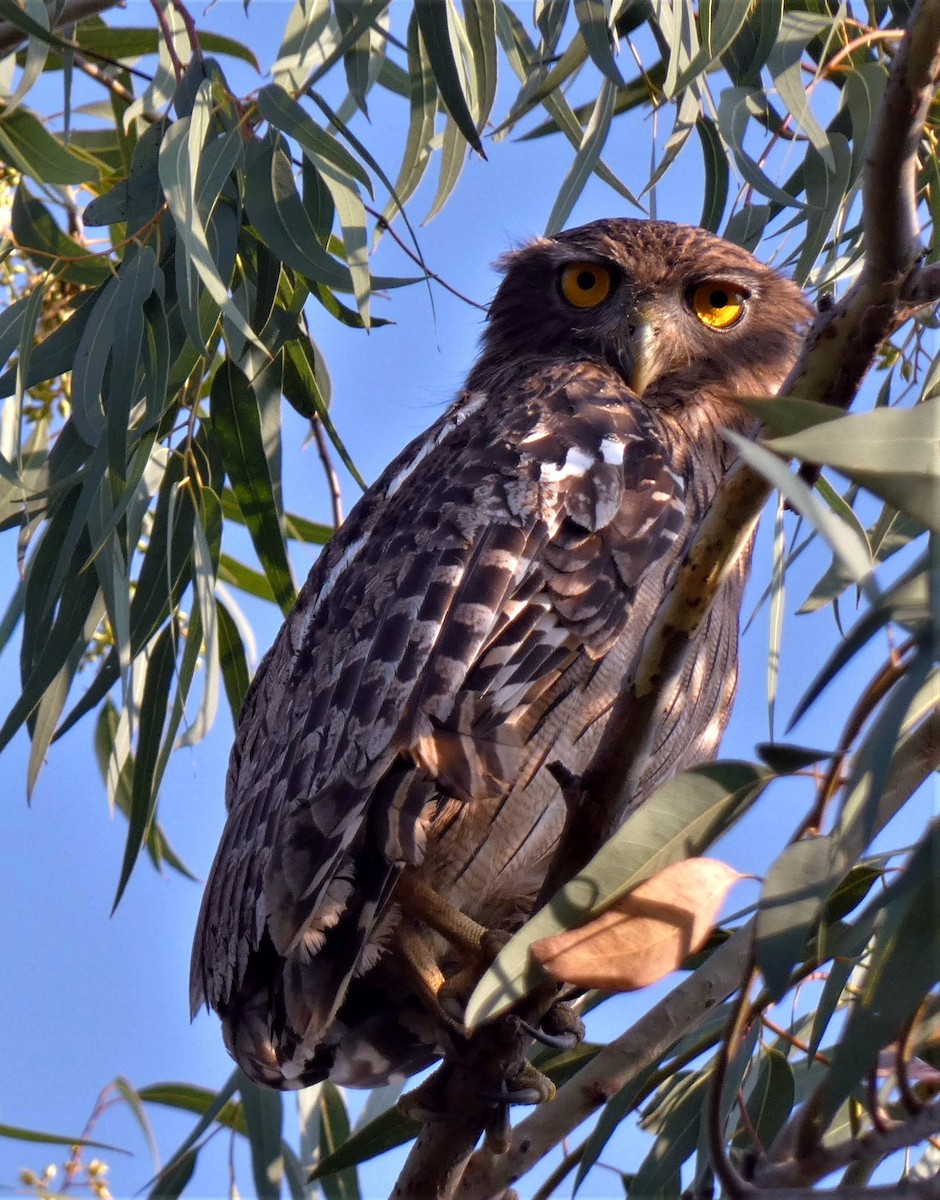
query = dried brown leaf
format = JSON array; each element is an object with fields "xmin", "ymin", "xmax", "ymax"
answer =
[{"xmin": 529, "ymin": 857, "xmax": 742, "ymax": 991}]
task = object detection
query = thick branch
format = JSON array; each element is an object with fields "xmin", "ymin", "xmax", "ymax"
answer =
[
  {"xmin": 787, "ymin": 0, "xmax": 940, "ymax": 415},
  {"xmin": 863, "ymin": 0, "xmax": 940, "ymax": 281}
]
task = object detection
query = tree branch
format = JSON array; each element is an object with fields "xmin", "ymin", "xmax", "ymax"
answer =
[
  {"xmin": 0, "ymin": 0, "xmax": 124, "ymax": 57},
  {"xmin": 754, "ymin": 1095, "xmax": 940, "ymax": 1190},
  {"xmin": 457, "ymin": 926, "xmax": 754, "ymax": 1200}
]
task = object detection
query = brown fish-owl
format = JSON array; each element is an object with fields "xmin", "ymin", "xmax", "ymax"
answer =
[{"xmin": 190, "ymin": 218, "xmax": 811, "ymax": 1092}]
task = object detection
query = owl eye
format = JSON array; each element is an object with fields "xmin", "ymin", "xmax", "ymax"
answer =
[
  {"xmin": 690, "ymin": 282, "xmax": 747, "ymax": 330},
  {"xmin": 559, "ymin": 262, "xmax": 613, "ymax": 309}
]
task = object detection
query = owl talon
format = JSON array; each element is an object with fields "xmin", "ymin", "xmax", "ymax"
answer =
[
  {"xmin": 520, "ymin": 1000, "xmax": 586, "ymax": 1050},
  {"xmin": 481, "ymin": 1061, "xmax": 556, "ymax": 1107}
]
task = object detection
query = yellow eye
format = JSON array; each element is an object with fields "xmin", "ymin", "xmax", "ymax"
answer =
[
  {"xmin": 560, "ymin": 262, "xmax": 613, "ymax": 309},
  {"xmin": 690, "ymin": 283, "xmax": 747, "ymax": 329}
]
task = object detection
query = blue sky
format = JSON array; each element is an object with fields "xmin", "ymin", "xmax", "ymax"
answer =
[{"xmin": 0, "ymin": 5, "xmax": 934, "ymax": 1198}]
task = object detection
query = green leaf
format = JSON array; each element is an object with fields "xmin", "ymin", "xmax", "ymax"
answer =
[
  {"xmin": 632, "ymin": 1070, "xmax": 708, "ymax": 1196},
  {"xmin": 0, "ymin": 1122, "xmax": 126, "ymax": 1152},
  {"xmin": 735, "ymin": 1049, "xmax": 794, "ymax": 1152},
  {"xmin": 219, "ymin": 552, "xmax": 277, "ymax": 603},
  {"xmin": 335, "ymin": 0, "xmax": 374, "ymax": 117},
  {"xmin": 177, "ymin": 495, "xmax": 220, "ymax": 748},
  {"xmin": 3, "ymin": 0, "xmax": 50, "ymax": 116},
  {"xmin": 309, "ymin": 1103, "xmax": 419, "ymax": 1184},
  {"xmin": 112, "ymin": 623, "xmax": 176, "ymax": 909},
  {"xmin": 766, "ymin": 11, "xmax": 836, "ymax": 170},
  {"xmin": 257, "ymin": 84, "xmax": 372, "ymax": 191},
  {"xmin": 841, "ymin": 62, "xmax": 887, "ymax": 184},
  {"xmin": 720, "ymin": 0, "xmax": 782, "ymax": 85},
  {"xmin": 545, "ymin": 75, "xmax": 616, "ymax": 235},
  {"xmin": 573, "ymin": 1065, "xmax": 657, "ymax": 1194},
  {"xmin": 465, "ymin": 761, "xmax": 772, "ymax": 1028},
  {"xmin": 142, "ymin": 1072, "xmax": 247, "ymax": 1200},
  {"xmin": 812, "ymin": 824, "xmax": 940, "ymax": 1134},
  {"xmin": 768, "ymin": 401, "xmax": 940, "ymax": 531},
  {"xmin": 717, "ymin": 87, "xmax": 805, "ymax": 209},
  {"xmin": 11, "ymin": 183, "xmax": 110, "ymax": 285},
  {"xmin": 245, "ymin": 132, "xmax": 355, "ymax": 291},
  {"xmin": 425, "ymin": 113, "xmax": 469, "ymax": 224},
  {"xmin": 149, "ymin": 1148, "xmax": 196, "ymax": 1200},
  {"xmin": 573, "ymin": 0, "xmax": 625, "ymax": 87},
  {"xmin": 316, "ymin": 1082, "xmax": 361, "ymax": 1200},
  {"xmin": 793, "ymin": 134, "xmax": 852, "ymax": 287},
  {"xmin": 834, "ymin": 647, "xmax": 936, "ymax": 865},
  {"xmin": 755, "ymin": 835, "xmax": 845, "ymax": 1003},
  {"xmin": 382, "ymin": 10, "xmax": 437, "ymax": 220},
  {"xmin": 210, "ymin": 360, "xmax": 296, "ymax": 615},
  {"xmin": 464, "ymin": 0, "xmax": 498, "ymax": 134},
  {"xmin": 790, "ymin": 554, "xmax": 929, "ymax": 726},
  {"xmin": 0, "ymin": 105, "xmax": 97, "ymax": 183},
  {"xmin": 0, "ymin": 536, "xmax": 100, "ymax": 755},
  {"xmin": 239, "ymin": 1073, "xmax": 285, "ymax": 1200},
  {"xmin": 755, "ymin": 742, "xmax": 832, "ymax": 772},
  {"xmin": 695, "ymin": 116, "xmax": 728, "ymax": 232},
  {"xmin": 414, "ymin": 0, "xmax": 485, "ymax": 156},
  {"xmin": 158, "ymin": 94, "xmax": 259, "ymax": 354},
  {"xmin": 217, "ymin": 598, "xmax": 251, "ymax": 721},
  {"xmin": 70, "ymin": 23, "xmax": 260, "ymax": 70},
  {"xmin": 725, "ymin": 431, "xmax": 875, "ymax": 595}
]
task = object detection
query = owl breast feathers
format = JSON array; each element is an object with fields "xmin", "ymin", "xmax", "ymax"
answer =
[{"xmin": 190, "ymin": 218, "xmax": 811, "ymax": 1090}]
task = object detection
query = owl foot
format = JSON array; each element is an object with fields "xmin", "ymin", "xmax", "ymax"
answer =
[
  {"xmin": 398, "ymin": 1054, "xmax": 555, "ymax": 1126},
  {"xmin": 519, "ymin": 1000, "xmax": 585, "ymax": 1050},
  {"xmin": 479, "ymin": 1063, "xmax": 555, "ymax": 1153},
  {"xmin": 481, "ymin": 1060, "xmax": 556, "ymax": 1106}
]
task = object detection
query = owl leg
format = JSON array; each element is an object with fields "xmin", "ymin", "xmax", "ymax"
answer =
[{"xmin": 394, "ymin": 870, "xmax": 506, "ymax": 959}]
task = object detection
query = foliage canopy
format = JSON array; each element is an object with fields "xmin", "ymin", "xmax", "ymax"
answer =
[{"xmin": 0, "ymin": 1, "xmax": 938, "ymax": 1198}]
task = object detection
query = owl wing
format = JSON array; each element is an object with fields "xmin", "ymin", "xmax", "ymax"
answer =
[{"xmin": 190, "ymin": 364, "xmax": 689, "ymax": 1019}]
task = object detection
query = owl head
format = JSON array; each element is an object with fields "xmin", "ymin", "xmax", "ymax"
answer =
[{"xmin": 474, "ymin": 218, "xmax": 813, "ymax": 411}]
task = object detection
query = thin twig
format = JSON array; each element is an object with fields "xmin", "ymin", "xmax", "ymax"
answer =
[
  {"xmin": 309, "ymin": 414, "xmax": 344, "ymax": 528},
  {"xmin": 71, "ymin": 55, "xmax": 144, "ymax": 112},
  {"xmin": 149, "ymin": 0, "xmax": 185, "ymax": 84},
  {"xmin": 365, "ymin": 205, "xmax": 487, "ymax": 312},
  {"xmin": 705, "ymin": 960, "xmax": 757, "ymax": 1199}
]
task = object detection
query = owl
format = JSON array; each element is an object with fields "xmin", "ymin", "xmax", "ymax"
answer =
[{"xmin": 190, "ymin": 218, "xmax": 811, "ymax": 1094}]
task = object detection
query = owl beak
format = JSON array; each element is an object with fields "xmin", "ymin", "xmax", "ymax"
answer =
[{"xmin": 628, "ymin": 314, "xmax": 658, "ymax": 396}]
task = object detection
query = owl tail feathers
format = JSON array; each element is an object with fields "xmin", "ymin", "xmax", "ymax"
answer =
[{"xmin": 218, "ymin": 868, "xmax": 405, "ymax": 1091}]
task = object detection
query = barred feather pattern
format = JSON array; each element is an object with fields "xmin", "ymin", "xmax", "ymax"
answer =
[{"xmin": 191, "ymin": 218, "xmax": 812, "ymax": 1090}]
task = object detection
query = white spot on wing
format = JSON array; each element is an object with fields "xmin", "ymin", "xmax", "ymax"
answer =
[
  {"xmin": 599, "ymin": 437, "xmax": 625, "ymax": 465},
  {"xmin": 541, "ymin": 446, "xmax": 595, "ymax": 483}
]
